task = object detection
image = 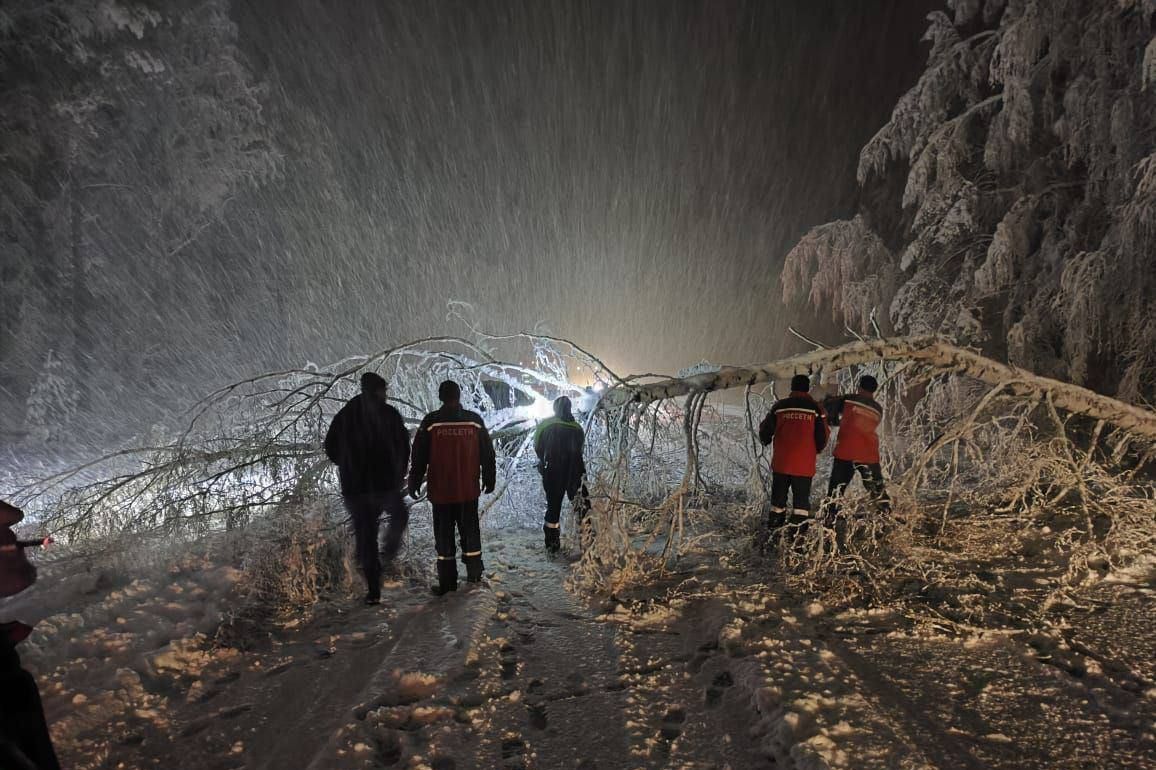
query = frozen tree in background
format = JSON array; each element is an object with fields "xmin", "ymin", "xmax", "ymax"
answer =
[
  {"xmin": 0, "ymin": 0, "xmax": 279, "ymax": 438},
  {"xmin": 781, "ymin": 215, "xmax": 898, "ymax": 333},
  {"xmin": 783, "ymin": 0, "xmax": 1156, "ymax": 402},
  {"xmin": 24, "ymin": 350, "xmax": 79, "ymax": 443}
]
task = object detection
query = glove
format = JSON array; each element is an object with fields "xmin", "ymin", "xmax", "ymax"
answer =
[{"xmin": 822, "ymin": 396, "xmax": 842, "ymax": 427}]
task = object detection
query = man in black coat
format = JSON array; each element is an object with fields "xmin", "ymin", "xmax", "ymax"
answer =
[
  {"xmin": 533, "ymin": 396, "xmax": 588, "ymax": 554},
  {"xmin": 324, "ymin": 372, "xmax": 410, "ymax": 605},
  {"xmin": 1, "ymin": 634, "xmax": 59, "ymax": 770}
]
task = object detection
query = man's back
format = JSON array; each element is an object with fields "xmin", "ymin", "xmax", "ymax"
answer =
[
  {"xmin": 412, "ymin": 405, "xmax": 496, "ymax": 504},
  {"xmin": 830, "ymin": 394, "xmax": 883, "ymax": 463},
  {"xmin": 760, "ymin": 392, "xmax": 828, "ymax": 477},
  {"xmin": 324, "ymin": 394, "xmax": 410, "ymax": 494},
  {"xmin": 534, "ymin": 416, "xmax": 584, "ymax": 470}
]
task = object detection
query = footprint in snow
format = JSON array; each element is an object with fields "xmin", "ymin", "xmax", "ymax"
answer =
[
  {"xmin": 659, "ymin": 706, "xmax": 686, "ymax": 740},
  {"xmin": 500, "ymin": 736, "xmax": 526, "ymax": 762},
  {"xmin": 526, "ymin": 703, "xmax": 548, "ymax": 730},
  {"xmin": 705, "ymin": 670, "xmax": 733, "ymax": 707},
  {"xmin": 500, "ymin": 645, "xmax": 519, "ymax": 680}
]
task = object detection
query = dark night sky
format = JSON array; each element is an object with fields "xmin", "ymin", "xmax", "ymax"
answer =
[{"xmin": 233, "ymin": 0, "xmax": 935, "ymax": 375}]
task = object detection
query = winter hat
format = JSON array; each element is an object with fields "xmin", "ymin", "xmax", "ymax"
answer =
[
  {"xmin": 790, "ymin": 374, "xmax": 811, "ymax": 393},
  {"xmin": 859, "ymin": 375, "xmax": 879, "ymax": 393},
  {"xmin": 438, "ymin": 380, "xmax": 462, "ymax": 403},
  {"xmin": 360, "ymin": 372, "xmax": 388, "ymax": 393},
  {"xmin": 0, "ymin": 500, "xmax": 23, "ymax": 527},
  {"xmin": 553, "ymin": 396, "xmax": 573, "ymax": 421}
]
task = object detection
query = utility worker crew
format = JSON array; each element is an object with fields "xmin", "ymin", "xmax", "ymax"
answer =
[
  {"xmin": 409, "ymin": 380, "xmax": 496, "ymax": 595},
  {"xmin": 759, "ymin": 374, "xmax": 830, "ymax": 536},
  {"xmin": 823, "ymin": 374, "xmax": 890, "ymax": 515},
  {"xmin": 533, "ymin": 396, "xmax": 588, "ymax": 554}
]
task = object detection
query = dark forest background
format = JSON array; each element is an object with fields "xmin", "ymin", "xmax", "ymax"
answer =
[{"xmin": 1, "ymin": 0, "xmax": 935, "ymax": 444}]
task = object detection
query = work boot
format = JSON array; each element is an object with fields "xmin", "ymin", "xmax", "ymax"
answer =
[
  {"xmin": 435, "ymin": 559, "xmax": 458, "ymax": 596},
  {"xmin": 464, "ymin": 554, "xmax": 485, "ymax": 583},
  {"xmin": 817, "ymin": 498, "xmax": 839, "ymax": 526},
  {"xmin": 461, "ymin": 577, "xmax": 489, "ymax": 592},
  {"xmin": 544, "ymin": 525, "xmax": 561, "ymax": 554},
  {"xmin": 764, "ymin": 509, "xmax": 786, "ymax": 550},
  {"xmin": 363, "ymin": 567, "xmax": 381, "ymax": 605},
  {"xmin": 766, "ymin": 508, "xmax": 787, "ymax": 530},
  {"xmin": 787, "ymin": 510, "xmax": 811, "ymax": 551}
]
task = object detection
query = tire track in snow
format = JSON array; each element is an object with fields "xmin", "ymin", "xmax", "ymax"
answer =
[
  {"xmin": 304, "ymin": 586, "xmax": 498, "ymax": 769},
  {"xmin": 817, "ymin": 631, "xmax": 989, "ymax": 770}
]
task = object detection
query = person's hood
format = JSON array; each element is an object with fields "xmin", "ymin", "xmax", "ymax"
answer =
[{"xmin": 0, "ymin": 500, "xmax": 22, "ymax": 527}]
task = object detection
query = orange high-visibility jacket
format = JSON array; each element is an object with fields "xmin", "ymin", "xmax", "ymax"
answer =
[
  {"xmin": 758, "ymin": 392, "xmax": 829, "ymax": 477},
  {"xmin": 828, "ymin": 394, "xmax": 883, "ymax": 464}
]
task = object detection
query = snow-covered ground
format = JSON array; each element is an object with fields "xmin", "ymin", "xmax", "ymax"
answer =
[{"xmin": 5, "ymin": 510, "xmax": 1155, "ymax": 769}]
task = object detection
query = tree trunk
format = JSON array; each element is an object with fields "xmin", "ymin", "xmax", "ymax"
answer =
[
  {"xmin": 601, "ymin": 335, "xmax": 1156, "ymax": 443},
  {"xmin": 69, "ymin": 140, "xmax": 92, "ymax": 419}
]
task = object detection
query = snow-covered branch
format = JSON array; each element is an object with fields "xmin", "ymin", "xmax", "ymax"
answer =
[{"xmin": 601, "ymin": 335, "xmax": 1156, "ymax": 444}]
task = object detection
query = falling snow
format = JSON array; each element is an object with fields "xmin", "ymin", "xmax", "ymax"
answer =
[{"xmin": 3, "ymin": 2, "xmax": 1156, "ymax": 769}]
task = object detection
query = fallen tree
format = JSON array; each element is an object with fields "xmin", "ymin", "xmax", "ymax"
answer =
[
  {"xmin": 576, "ymin": 334, "xmax": 1156, "ymax": 598},
  {"xmin": 14, "ymin": 328, "xmax": 590, "ymax": 542},
  {"xmin": 13, "ymin": 324, "xmax": 1156, "ymax": 612},
  {"xmin": 600, "ymin": 335, "xmax": 1156, "ymax": 446}
]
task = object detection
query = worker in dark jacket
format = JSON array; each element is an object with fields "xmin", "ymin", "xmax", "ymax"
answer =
[
  {"xmin": 823, "ymin": 375, "xmax": 890, "ymax": 516},
  {"xmin": 408, "ymin": 380, "xmax": 497, "ymax": 595},
  {"xmin": 324, "ymin": 372, "xmax": 411, "ymax": 605},
  {"xmin": 1, "ymin": 500, "xmax": 61, "ymax": 770},
  {"xmin": 534, "ymin": 396, "xmax": 588, "ymax": 554},
  {"xmin": 758, "ymin": 374, "xmax": 830, "ymax": 534}
]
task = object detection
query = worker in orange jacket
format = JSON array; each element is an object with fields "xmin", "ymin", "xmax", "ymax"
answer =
[
  {"xmin": 409, "ymin": 381, "xmax": 497, "ymax": 596},
  {"xmin": 823, "ymin": 375, "xmax": 890, "ymax": 516},
  {"xmin": 759, "ymin": 374, "xmax": 830, "ymax": 534}
]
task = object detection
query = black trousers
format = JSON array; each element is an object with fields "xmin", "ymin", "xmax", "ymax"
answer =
[
  {"xmin": 345, "ymin": 489, "xmax": 409, "ymax": 595},
  {"xmin": 542, "ymin": 472, "xmax": 589, "ymax": 526},
  {"xmin": 433, "ymin": 499, "xmax": 483, "ymax": 588},
  {"xmin": 826, "ymin": 459, "xmax": 890, "ymax": 515},
  {"xmin": 0, "ymin": 641, "xmax": 60, "ymax": 770},
  {"xmin": 770, "ymin": 473, "xmax": 813, "ymax": 514}
]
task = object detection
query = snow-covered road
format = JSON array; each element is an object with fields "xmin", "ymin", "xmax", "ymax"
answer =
[{"xmin": 10, "ymin": 525, "xmax": 1156, "ymax": 769}]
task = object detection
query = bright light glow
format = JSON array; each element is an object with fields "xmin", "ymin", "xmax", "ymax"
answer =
[
  {"xmin": 529, "ymin": 397, "xmax": 555, "ymax": 420},
  {"xmin": 592, "ymin": 381, "xmax": 606, "ymax": 393}
]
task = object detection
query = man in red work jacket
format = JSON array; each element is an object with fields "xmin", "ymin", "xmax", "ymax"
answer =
[
  {"xmin": 409, "ymin": 380, "xmax": 497, "ymax": 595},
  {"xmin": 758, "ymin": 374, "xmax": 830, "ymax": 534},
  {"xmin": 823, "ymin": 374, "xmax": 890, "ymax": 515}
]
